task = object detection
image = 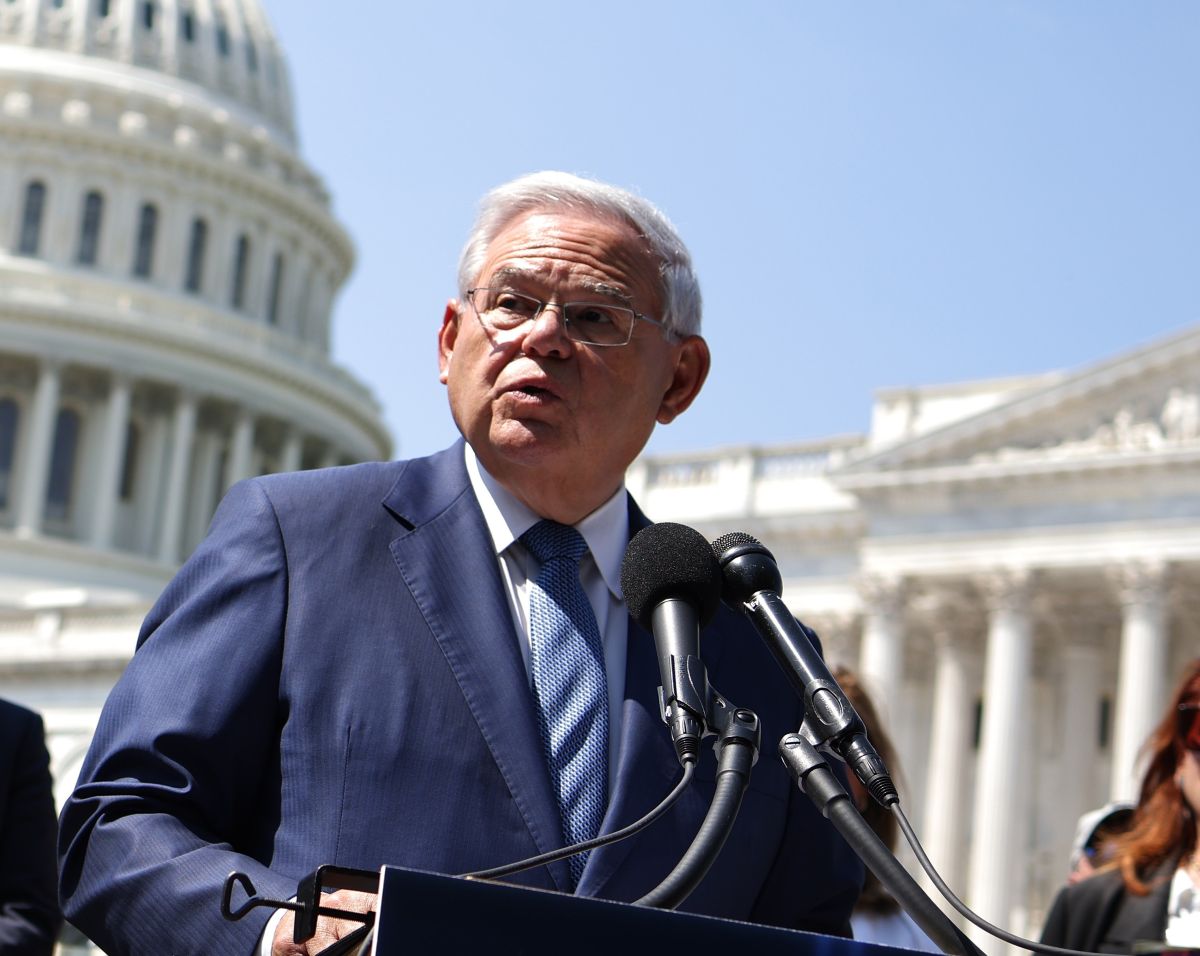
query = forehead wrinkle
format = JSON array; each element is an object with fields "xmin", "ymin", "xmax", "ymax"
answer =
[{"xmin": 484, "ymin": 266, "xmax": 634, "ymax": 304}]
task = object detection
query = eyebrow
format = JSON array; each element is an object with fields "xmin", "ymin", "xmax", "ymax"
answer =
[{"xmin": 487, "ymin": 267, "xmax": 633, "ymax": 304}]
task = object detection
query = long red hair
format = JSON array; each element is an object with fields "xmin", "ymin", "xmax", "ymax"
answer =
[{"xmin": 1106, "ymin": 658, "xmax": 1200, "ymax": 894}]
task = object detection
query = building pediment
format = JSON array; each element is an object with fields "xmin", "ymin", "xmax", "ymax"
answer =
[{"xmin": 836, "ymin": 323, "xmax": 1200, "ymax": 487}]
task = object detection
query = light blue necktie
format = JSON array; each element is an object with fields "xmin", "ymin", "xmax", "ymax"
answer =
[{"xmin": 521, "ymin": 519, "xmax": 609, "ymax": 889}]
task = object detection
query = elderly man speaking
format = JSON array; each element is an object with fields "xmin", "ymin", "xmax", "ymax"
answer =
[{"xmin": 59, "ymin": 172, "xmax": 862, "ymax": 955}]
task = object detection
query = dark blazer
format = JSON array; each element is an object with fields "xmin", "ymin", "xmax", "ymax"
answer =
[
  {"xmin": 0, "ymin": 698, "xmax": 61, "ymax": 955},
  {"xmin": 59, "ymin": 443, "xmax": 862, "ymax": 955},
  {"xmin": 1040, "ymin": 860, "xmax": 1175, "ymax": 954}
]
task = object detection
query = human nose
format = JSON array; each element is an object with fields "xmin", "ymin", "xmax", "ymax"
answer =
[{"xmin": 519, "ymin": 301, "xmax": 574, "ymax": 358}]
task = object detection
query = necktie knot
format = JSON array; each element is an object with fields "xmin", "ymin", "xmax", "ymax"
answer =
[{"xmin": 521, "ymin": 519, "xmax": 588, "ymax": 566}]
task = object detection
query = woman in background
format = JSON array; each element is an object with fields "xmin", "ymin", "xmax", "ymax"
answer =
[
  {"xmin": 833, "ymin": 666, "xmax": 939, "ymax": 953},
  {"xmin": 1041, "ymin": 658, "xmax": 1200, "ymax": 952}
]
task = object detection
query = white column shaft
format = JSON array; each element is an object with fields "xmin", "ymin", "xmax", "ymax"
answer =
[
  {"xmin": 90, "ymin": 376, "xmax": 133, "ymax": 548},
  {"xmin": 157, "ymin": 394, "xmax": 197, "ymax": 563},
  {"xmin": 1110, "ymin": 569, "xmax": 1169, "ymax": 800},
  {"xmin": 967, "ymin": 583, "xmax": 1032, "ymax": 955},
  {"xmin": 226, "ymin": 410, "xmax": 256, "ymax": 488},
  {"xmin": 280, "ymin": 429, "xmax": 303, "ymax": 474},
  {"xmin": 858, "ymin": 581, "xmax": 905, "ymax": 721},
  {"xmin": 922, "ymin": 638, "xmax": 976, "ymax": 894},
  {"xmin": 15, "ymin": 362, "xmax": 62, "ymax": 537}
]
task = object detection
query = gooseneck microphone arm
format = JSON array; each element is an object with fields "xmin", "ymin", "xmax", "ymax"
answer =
[
  {"xmin": 712, "ymin": 532, "xmax": 895, "ymax": 806},
  {"xmin": 778, "ymin": 733, "xmax": 982, "ymax": 956},
  {"xmin": 637, "ymin": 700, "xmax": 760, "ymax": 910}
]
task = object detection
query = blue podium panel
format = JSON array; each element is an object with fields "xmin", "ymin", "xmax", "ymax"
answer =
[{"xmin": 371, "ymin": 865, "xmax": 904, "ymax": 956}]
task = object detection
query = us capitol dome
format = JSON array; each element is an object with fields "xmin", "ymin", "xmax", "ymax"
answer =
[{"xmin": 0, "ymin": 0, "xmax": 391, "ymax": 822}]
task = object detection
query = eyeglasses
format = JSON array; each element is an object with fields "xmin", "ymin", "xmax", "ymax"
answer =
[
  {"xmin": 1179, "ymin": 703, "xmax": 1200, "ymax": 752},
  {"xmin": 465, "ymin": 286, "xmax": 670, "ymax": 347}
]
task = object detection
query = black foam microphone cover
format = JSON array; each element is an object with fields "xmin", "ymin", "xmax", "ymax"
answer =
[{"xmin": 621, "ymin": 522, "xmax": 722, "ymax": 632}]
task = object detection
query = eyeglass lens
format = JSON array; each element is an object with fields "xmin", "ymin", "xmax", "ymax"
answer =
[{"xmin": 472, "ymin": 289, "xmax": 635, "ymax": 345}]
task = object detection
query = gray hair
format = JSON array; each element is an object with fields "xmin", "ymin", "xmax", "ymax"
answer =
[{"xmin": 457, "ymin": 171, "xmax": 702, "ymax": 338}]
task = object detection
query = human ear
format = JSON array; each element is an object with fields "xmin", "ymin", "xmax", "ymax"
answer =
[
  {"xmin": 656, "ymin": 335, "xmax": 711, "ymax": 425},
  {"xmin": 437, "ymin": 300, "xmax": 460, "ymax": 385}
]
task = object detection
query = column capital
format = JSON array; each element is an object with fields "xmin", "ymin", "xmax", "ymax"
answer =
[
  {"xmin": 857, "ymin": 573, "xmax": 907, "ymax": 613},
  {"xmin": 976, "ymin": 567, "xmax": 1034, "ymax": 614},
  {"xmin": 1107, "ymin": 560, "xmax": 1169, "ymax": 608}
]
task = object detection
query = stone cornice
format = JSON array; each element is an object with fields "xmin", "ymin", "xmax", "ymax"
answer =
[
  {"xmin": 834, "ymin": 443, "xmax": 1200, "ymax": 493},
  {"xmin": 0, "ymin": 269, "xmax": 392, "ymax": 458}
]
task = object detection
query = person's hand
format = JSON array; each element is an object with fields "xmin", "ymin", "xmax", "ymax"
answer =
[{"xmin": 271, "ymin": 890, "xmax": 376, "ymax": 955}]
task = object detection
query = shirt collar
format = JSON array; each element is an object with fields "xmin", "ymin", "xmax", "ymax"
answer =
[{"xmin": 464, "ymin": 443, "xmax": 628, "ymax": 600}]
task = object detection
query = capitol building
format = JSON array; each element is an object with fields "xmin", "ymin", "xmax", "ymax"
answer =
[
  {"xmin": 0, "ymin": 1, "xmax": 1197, "ymax": 953},
  {"xmin": 0, "ymin": 0, "xmax": 389, "ymax": 936}
]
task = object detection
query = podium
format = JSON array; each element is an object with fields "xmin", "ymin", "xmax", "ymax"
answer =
[{"xmin": 370, "ymin": 865, "xmax": 897, "ymax": 956}]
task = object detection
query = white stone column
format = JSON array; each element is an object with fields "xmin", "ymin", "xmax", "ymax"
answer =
[
  {"xmin": 226, "ymin": 409, "xmax": 256, "ymax": 488},
  {"xmin": 184, "ymin": 430, "xmax": 222, "ymax": 552},
  {"xmin": 280, "ymin": 428, "xmax": 303, "ymax": 475},
  {"xmin": 1058, "ymin": 636, "xmax": 1104, "ymax": 854},
  {"xmin": 89, "ymin": 374, "xmax": 133, "ymax": 548},
  {"xmin": 136, "ymin": 409, "xmax": 169, "ymax": 555},
  {"xmin": 116, "ymin": 0, "xmax": 138, "ymax": 62},
  {"xmin": 857, "ymin": 575, "xmax": 907, "ymax": 721},
  {"xmin": 14, "ymin": 361, "xmax": 62, "ymax": 537},
  {"xmin": 922, "ymin": 629, "xmax": 979, "ymax": 897},
  {"xmin": 967, "ymin": 570, "xmax": 1033, "ymax": 955},
  {"xmin": 1109, "ymin": 562, "xmax": 1169, "ymax": 801},
  {"xmin": 157, "ymin": 391, "xmax": 197, "ymax": 563}
]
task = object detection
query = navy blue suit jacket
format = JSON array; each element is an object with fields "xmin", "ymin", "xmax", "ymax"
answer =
[
  {"xmin": 59, "ymin": 443, "xmax": 861, "ymax": 955},
  {"xmin": 0, "ymin": 698, "xmax": 61, "ymax": 955}
]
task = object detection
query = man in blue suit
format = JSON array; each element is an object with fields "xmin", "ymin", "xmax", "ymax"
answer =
[{"xmin": 59, "ymin": 172, "xmax": 862, "ymax": 955}]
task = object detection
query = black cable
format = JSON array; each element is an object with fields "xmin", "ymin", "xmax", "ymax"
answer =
[
  {"xmin": 893, "ymin": 804, "xmax": 1119, "ymax": 956},
  {"xmin": 465, "ymin": 761, "xmax": 696, "ymax": 881},
  {"xmin": 636, "ymin": 739, "xmax": 754, "ymax": 909}
]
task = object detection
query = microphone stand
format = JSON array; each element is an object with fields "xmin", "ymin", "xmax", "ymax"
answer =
[
  {"xmin": 777, "ymin": 732, "xmax": 982, "ymax": 956},
  {"xmin": 637, "ymin": 692, "xmax": 760, "ymax": 909}
]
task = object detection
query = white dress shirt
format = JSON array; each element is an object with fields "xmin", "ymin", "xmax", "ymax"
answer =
[
  {"xmin": 464, "ymin": 442, "xmax": 629, "ymax": 781},
  {"xmin": 1165, "ymin": 865, "xmax": 1200, "ymax": 947}
]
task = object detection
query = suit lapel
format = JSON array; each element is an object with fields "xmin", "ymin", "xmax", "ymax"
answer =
[{"xmin": 382, "ymin": 443, "xmax": 570, "ymax": 890}]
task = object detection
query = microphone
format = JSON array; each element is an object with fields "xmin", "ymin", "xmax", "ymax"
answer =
[
  {"xmin": 621, "ymin": 522, "xmax": 723, "ymax": 765},
  {"xmin": 711, "ymin": 531, "xmax": 897, "ymax": 807}
]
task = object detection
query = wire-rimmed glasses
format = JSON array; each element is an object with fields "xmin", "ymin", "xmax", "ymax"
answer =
[{"xmin": 465, "ymin": 287, "xmax": 669, "ymax": 347}]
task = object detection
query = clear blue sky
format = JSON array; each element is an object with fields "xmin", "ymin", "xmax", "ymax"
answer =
[{"xmin": 261, "ymin": 1, "xmax": 1199, "ymax": 462}]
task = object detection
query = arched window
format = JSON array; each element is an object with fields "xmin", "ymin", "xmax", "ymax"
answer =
[
  {"xmin": 76, "ymin": 190, "xmax": 104, "ymax": 266},
  {"xmin": 119, "ymin": 421, "xmax": 140, "ymax": 501},
  {"xmin": 133, "ymin": 202, "xmax": 158, "ymax": 278},
  {"xmin": 246, "ymin": 40, "xmax": 258, "ymax": 73},
  {"xmin": 266, "ymin": 252, "xmax": 284, "ymax": 325},
  {"xmin": 18, "ymin": 180, "xmax": 46, "ymax": 256},
  {"xmin": 216, "ymin": 19, "xmax": 230, "ymax": 57},
  {"xmin": 0, "ymin": 398, "xmax": 18, "ymax": 510},
  {"xmin": 45, "ymin": 407, "xmax": 81, "ymax": 523},
  {"xmin": 141, "ymin": 1, "xmax": 155, "ymax": 30},
  {"xmin": 180, "ymin": 9, "xmax": 195, "ymax": 42},
  {"xmin": 97, "ymin": 0, "xmax": 112, "ymax": 17},
  {"xmin": 184, "ymin": 217, "xmax": 208, "ymax": 293},
  {"xmin": 230, "ymin": 233, "xmax": 250, "ymax": 309}
]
